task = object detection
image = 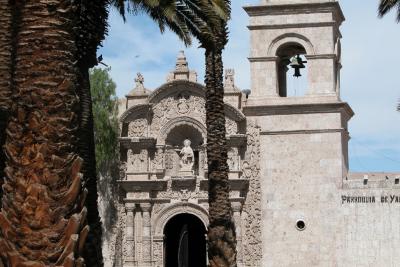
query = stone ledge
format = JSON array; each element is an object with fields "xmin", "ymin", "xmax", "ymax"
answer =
[
  {"xmin": 243, "ymin": 101, "xmax": 354, "ymax": 118},
  {"xmin": 199, "ymin": 178, "xmax": 249, "ymax": 191},
  {"xmin": 118, "ymin": 180, "xmax": 168, "ymax": 192},
  {"xmin": 119, "ymin": 137, "xmax": 156, "ymax": 148},
  {"xmin": 227, "ymin": 134, "xmax": 247, "ymax": 146}
]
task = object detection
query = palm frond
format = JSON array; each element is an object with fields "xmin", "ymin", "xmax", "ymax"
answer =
[
  {"xmin": 109, "ymin": 0, "xmax": 230, "ymax": 48},
  {"xmin": 378, "ymin": 0, "xmax": 400, "ymax": 22}
]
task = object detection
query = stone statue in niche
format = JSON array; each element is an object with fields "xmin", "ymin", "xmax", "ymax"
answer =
[{"xmin": 179, "ymin": 139, "xmax": 194, "ymax": 174}]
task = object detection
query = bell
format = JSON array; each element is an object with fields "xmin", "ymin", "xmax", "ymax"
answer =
[{"xmin": 290, "ymin": 55, "xmax": 307, "ymax": 78}]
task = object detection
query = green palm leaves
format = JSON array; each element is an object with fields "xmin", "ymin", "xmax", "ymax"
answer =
[
  {"xmin": 378, "ymin": 0, "xmax": 400, "ymax": 21},
  {"xmin": 110, "ymin": 0, "xmax": 230, "ymax": 47}
]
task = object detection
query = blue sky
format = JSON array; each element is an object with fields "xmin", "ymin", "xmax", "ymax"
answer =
[{"xmin": 99, "ymin": 0, "xmax": 400, "ymax": 172}]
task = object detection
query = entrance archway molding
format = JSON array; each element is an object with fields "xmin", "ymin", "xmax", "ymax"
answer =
[{"xmin": 153, "ymin": 202, "xmax": 209, "ymax": 237}]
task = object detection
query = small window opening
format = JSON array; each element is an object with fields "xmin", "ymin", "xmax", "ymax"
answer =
[
  {"xmin": 277, "ymin": 43, "xmax": 308, "ymax": 97},
  {"xmin": 296, "ymin": 220, "xmax": 306, "ymax": 231}
]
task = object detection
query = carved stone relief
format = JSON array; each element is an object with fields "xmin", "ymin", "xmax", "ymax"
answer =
[
  {"xmin": 151, "ymin": 95, "xmax": 206, "ymax": 136},
  {"xmin": 157, "ymin": 178, "xmax": 207, "ymax": 200},
  {"xmin": 165, "ymin": 150, "xmax": 174, "ymax": 170},
  {"xmin": 227, "ymin": 147, "xmax": 239, "ymax": 171},
  {"xmin": 127, "ymin": 149, "xmax": 148, "ymax": 172},
  {"xmin": 242, "ymin": 120, "xmax": 262, "ymax": 266},
  {"xmin": 226, "ymin": 117, "xmax": 238, "ymax": 135},
  {"xmin": 153, "ymin": 241, "xmax": 163, "ymax": 267},
  {"xmin": 120, "ymin": 161, "xmax": 127, "ymax": 180},
  {"xmin": 152, "ymin": 147, "xmax": 164, "ymax": 170},
  {"xmin": 128, "ymin": 118, "xmax": 147, "ymax": 137}
]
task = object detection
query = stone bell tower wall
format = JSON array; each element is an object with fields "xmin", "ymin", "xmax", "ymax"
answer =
[
  {"xmin": 245, "ymin": 1, "xmax": 344, "ymax": 101},
  {"xmin": 244, "ymin": 1, "xmax": 400, "ymax": 266},
  {"xmin": 244, "ymin": 103, "xmax": 352, "ymax": 266}
]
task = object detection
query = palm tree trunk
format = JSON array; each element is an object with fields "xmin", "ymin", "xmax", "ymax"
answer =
[
  {"xmin": 0, "ymin": 0, "xmax": 14, "ymax": 205},
  {"xmin": 75, "ymin": 2, "xmax": 109, "ymax": 265},
  {"xmin": 205, "ymin": 47, "xmax": 237, "ymax": 267},
  {"xmin": 0, "ymin": 1, "xmax": 89, "ymax": 265}
]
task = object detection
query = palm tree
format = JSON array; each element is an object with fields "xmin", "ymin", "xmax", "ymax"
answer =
[
  {"xmin": 74, "ymin": 2, "xmax": 109, "ymax": 266},
  {"xmin": 0, "ymin": 1, "xmax": 234, "ymax": 266},
  {"xmin": 112, "ymin": 1, "xmax": 236, "ymax": 266},
  {"xmin": 0, "ymin": 1, "xmax": 108, "ymax": 265},
  {"xmin": 0, "ymin": 0, "xmax": 13, "ymax": 205},
  {"xmin": 379, "ymin": 0, "xmax": 400, "ymax": 21}
]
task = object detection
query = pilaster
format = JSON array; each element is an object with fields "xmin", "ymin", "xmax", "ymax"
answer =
[
  {"xmin": 124, "ymin": 205, "xmax": 136, "ymax": 266},
  {"xmin": 140, "ymin": 202, "xmax": 153, "ymax": 267}
]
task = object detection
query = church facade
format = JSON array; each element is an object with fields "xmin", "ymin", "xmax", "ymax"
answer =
[{"xmin": 111, "ymin": 1, "xmax": 400, "ymax": 266}]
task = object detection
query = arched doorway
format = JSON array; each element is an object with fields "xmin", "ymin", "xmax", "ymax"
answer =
[{"xmin": 164, "ymin": 213, "xmax": 207, "ymax": 267}]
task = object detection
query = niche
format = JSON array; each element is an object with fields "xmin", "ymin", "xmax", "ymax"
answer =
[{"xmin": 276, "ymin": 43, "xmax": 308, "ymax": 97}]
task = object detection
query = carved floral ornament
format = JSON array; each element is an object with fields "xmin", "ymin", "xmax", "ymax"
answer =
[{"xmin": 128, "ymin": 118, "xmax": 147, "ymax": 137}]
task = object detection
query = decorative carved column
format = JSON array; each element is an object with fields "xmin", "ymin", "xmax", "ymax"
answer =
[
  {"xmin": 232, "ymin": 202, "xmax": 243, "ymax": 266},
  {"xmin": 125, "ymin": 205, "xmax": 135, "ymax": 265},
  {"xmin": 140, "ymin": 203, "xmax": 153, "ymax": 266}
]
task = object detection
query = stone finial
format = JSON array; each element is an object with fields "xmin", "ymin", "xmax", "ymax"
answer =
[
  {"xmin": 167, "ymin": 51, "xmax": 197, "ymax": 82},
  {"xmin": 134, "ymin": 72, "xmax": 145, "ymax": 93},
  {"xmin": 175, "ymin": 50, "xmax": 189, "ymax": 72},
  {"xmin": 224, "ymin": 68, "xmax": 237, "ymax": 92},
  {"xmin": 127, "ymin": 72, "xmax": 148, "ymax": 96}
]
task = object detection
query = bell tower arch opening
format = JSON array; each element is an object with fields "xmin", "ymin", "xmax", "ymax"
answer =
[
  {"xmin": 164, "ymin": 213, "xmax": 207, "ymax": 267},
  {"xmin": 276, "ymin": 43, "xmax": 308, "ymax": 97}
]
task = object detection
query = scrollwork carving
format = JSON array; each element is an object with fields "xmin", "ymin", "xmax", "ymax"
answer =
[
  {"xmin": 226, "ymin": 117, "xmax": 238, "ymax": 135},
  {"xmin": 152, "ymin": 147, "xmax": 164, "ymax": 170},
  {"xmin": 151, "ymin": 95, "xmax": 206, "ymax": 137},
  {"xmin": 242, "ymin": 120, "xmax": 262, "ymax": 266},
  {"xmin": 227, "ymin": 147, "xmax": 239, "ymax": 171},
  {"xmin": 127, "ymin": 149, "xmax": 148, "ymax": 172},
  {"xmin": 128, "ymin": 118, "xmax": 147, "ymax": 137}
]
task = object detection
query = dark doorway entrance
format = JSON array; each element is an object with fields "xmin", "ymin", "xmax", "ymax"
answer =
[{"xmin": 164, "ymin": 213, "xmax": 207, "ymax": 267}]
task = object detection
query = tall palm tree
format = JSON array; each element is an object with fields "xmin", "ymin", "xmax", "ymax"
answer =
[
  {"xmin": 0, "ymin": 0, "xmax": 13, "ymax": 205},
  {"xmin": 0, "ymin": 1, "xmax": 108, "ymax": 265},
  {"xmin": 112, "ymin": 1, "xmax": 236, "ymax": 266},
  {"xmin": 74, "ymin": 2, "xmax": 109, "ymax": 266}
]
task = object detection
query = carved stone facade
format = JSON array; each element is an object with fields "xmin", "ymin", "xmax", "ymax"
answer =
[
  {"xmin": 109, "ymin": 1, "xmax": 400, "ymax": 266},
  {"xmin": 116, "ymin": 51, "xmax": 250, "ymax": 267}
]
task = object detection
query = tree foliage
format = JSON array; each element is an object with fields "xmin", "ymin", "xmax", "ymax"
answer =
[{"xmin": 90, "ymin": 67, "xmax": 119, "ymax": 173}]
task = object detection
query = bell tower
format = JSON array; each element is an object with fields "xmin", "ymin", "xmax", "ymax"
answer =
[
  {"xmin": 245, "ymin": 0, "xmax": 344, "ymax": 102},
  {"xmin": 244, "ymin": 1, "xmax": 353, "ymax": 266}
]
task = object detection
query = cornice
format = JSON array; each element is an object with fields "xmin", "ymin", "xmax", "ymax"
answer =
[
  {"xmin": 243, "ymin": 102, "xmax": 354, "ymax": 118},
  {"xmin": 119, "ymin": 103, "xmax": 151, "ymax": 122},
  {"xmin": 248, "ymin": 21, "xmax": 336, "ymax": 30},
  {"xmin": 148, "ymin": 79, "xmax": 205, "ymax": 103},
  {"xmin": 244, "ymin": 2, "xmax": 345, "ymax": 25},
  {"xmin": 118, "ymin": 180, "xmax": 168, "ymax": 192}
]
